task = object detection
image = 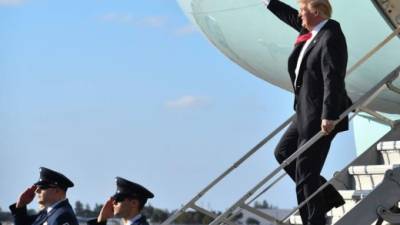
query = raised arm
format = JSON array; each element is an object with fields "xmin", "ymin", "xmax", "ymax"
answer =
[
  {"xmin": 264, "ymin": 0, "xmax": 303, "ymax": 32},
  {"xmin": 9, "ymin": 186, "xmax": 38, "ymax": 225},
  {"xmin": 9, "ymin": 204, "xmax": 38, "ymax": 225}
]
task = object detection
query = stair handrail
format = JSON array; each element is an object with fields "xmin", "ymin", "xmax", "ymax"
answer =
[
  {"xmin": 208, "ymin": 62, "xmax": 400, "ymax": 225},
  {"xmin": 160, "ymin": 114, "xmax": 294, "ymax": 225},
  {"xmin": 279, "ymin": 67, "xmax": 400, "ymax": 224},
  {"xmin": 160, "ymin": 20, "xmax": 400, "ymax": 225},
  {"xmin": 204, "ymin": 24, "xmax": 400, "ymax": 225}
]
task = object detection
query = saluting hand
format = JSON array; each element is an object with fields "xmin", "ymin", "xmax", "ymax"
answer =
[
  {"xmin": 97, "ymin": 198, "xmax": 114, "ymax": 222},
  {"xmin": 321, "ymin": 119, "xmax": 335, "ymax": 135},
  {"xmin": 16, "ymin": 185, "xmax": 36, "ymax": 208}
]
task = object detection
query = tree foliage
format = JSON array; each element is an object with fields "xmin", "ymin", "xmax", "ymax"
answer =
[
  {"xmin": 72, "ymin": 201, "xmax": 219, "ymax": 224},
  {"xmin": 253, "ymin": 200, "xmax": 276, "ymax": 209},
  {"xmin": 74, "ymin": 201, "xmax": 102, "ymax": 218},
  {"xmin": 0, "ymin": 207, "xmax": 12, "ymax": 222},
  {"xmin": 0, "ymin": 201, "xmax": 243, "ymax": 224}
]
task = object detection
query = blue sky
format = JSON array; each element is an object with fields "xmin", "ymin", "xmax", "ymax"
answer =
[{"xmin": 0, "ymin": 0, "xmax": 356, "ymax": 213}]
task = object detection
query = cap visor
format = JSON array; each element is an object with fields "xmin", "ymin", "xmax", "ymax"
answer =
[{"xmin": 34, "ymin": 180, "xmax": 50, "ymax": 186}]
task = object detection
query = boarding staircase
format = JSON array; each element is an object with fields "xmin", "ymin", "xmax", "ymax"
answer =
[
  {"xmin": 160, "ymin": 21, "xmax": 400, "ymax": 225},
  {"xmin": 288, "ymin": 134, "xmax": 400, "ymax": 225}
]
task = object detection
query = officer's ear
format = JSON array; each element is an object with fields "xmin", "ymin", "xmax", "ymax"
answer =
[
  {"xmin": 128, "ymin": 198, "xmax": 140, "ymax": 208},
  {"xmin": 54, "ymin": 187, "xmax": 67, "ymax": 195},
  {"xmin": 129, "ymin": 198, "xmax": 139, "ymax": 206}
]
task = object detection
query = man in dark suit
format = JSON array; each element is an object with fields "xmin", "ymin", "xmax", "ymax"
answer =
[
  {"xmin": 263, "ymin": 0, "xmax": 352, "ymax": 224},
  {"xmin": 88, "ymin": 177, "xmax": 154, "ymax": 225},
  {"xmin": 9, "ymin": 167, "xmax": 78, "ymax": 225}
]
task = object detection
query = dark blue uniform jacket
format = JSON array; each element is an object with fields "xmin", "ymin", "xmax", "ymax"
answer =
[{"xmin": 10, "ymin": 199, "xmax": 78, "ymax": 225}]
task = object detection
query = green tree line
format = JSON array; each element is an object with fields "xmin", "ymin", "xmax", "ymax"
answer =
[
  {"xmin": 1, "ymin": 200, "xmax": 275, "ymax": 224},
  {"xmin": 72, "ymin": 201, "xmax": 217, "ymax": 224}
]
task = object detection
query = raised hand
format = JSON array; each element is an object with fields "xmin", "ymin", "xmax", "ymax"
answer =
[
  {"xmin": 97, "ymin": 198, "xmax": 114, "ymax": 222},
  {"xmin": 16, "ymin": 185, "xmax": 36, "ymax": 208}
]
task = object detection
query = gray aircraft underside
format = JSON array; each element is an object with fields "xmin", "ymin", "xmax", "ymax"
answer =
[{"xmin": 178, "ymin": 0, "xmax": 400, "ymax": 115}]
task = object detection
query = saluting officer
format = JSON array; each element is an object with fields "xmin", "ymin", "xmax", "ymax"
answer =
[
  {"xmin": 88, "ymin": 177, "xmax": 154, "ymax": 225},
  {"xmin": 9, "ymin": 167, "xmax": 78, "ymax": 225}
]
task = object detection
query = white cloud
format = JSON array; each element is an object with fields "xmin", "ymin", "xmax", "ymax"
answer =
[
  {"xmin": 174, "ymin": 24, "xmax": 198, "ymax": 36},
  {"xmin": 137, "ymin": 16, "xmax": 167, "ymax": 28},
  {"xmin": 99, "ymin": 12, "xmax": 134, "ymax": 23},
  {"xmin": 99, "ymin": 13, "xmax": 168, "ymax": 28},
  {"xmin": 98, "ymin": 13, "xmax": 197, "ymax": 37},
  {"xmin": 0, "ymin": 0, "xmax": 25, "ymax": 6},
  {"xmin": 165, "ymin": 96, "xmax": 208, "ymax": 109}
]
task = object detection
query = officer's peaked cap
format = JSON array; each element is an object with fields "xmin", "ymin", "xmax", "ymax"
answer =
[
  {"xmin": 113, "ymin": 177, "xmax": 154, "ymax": 199},
  {"xmin": 34, "ymin": 167, "xmax": 74, "ymax": 189}
]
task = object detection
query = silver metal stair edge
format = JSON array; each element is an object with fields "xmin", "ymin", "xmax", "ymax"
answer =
[
  {"xmin": 160, "ymin": 43, "xmax": 400, "ymax": 225},
  {"xmin": 333, "ymin": 167, "xmax": 400, "ymax": 225}
]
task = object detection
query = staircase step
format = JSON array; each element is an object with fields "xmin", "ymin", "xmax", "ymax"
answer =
[
  {"xmin": 331, "ymin": 217, "xmax": 392, "ymax": 225},
  {"xmin": 289, "ymin": 215, "xmax": 332, "ymax": 225},
  {"xmin": 288, "ymin": 190, "xmax": 371, "ymax": 224},
  {"xmin": 289, "ymin": 210, "xmax": 393, "ymax": 225},
  {"xmin": 348, "ymin": 164, "xmax": 400, "ymax": 190},
  {"xmin": 288, "ymin": 189, "xmax": 397, "ymax": 225},
  {"xmin": 377, "ymin": 141, "xmax": 400, "ymax": 165},
  {"xmin": 289, "ymin": 215, "xmax": 303, "ymax": 225}
]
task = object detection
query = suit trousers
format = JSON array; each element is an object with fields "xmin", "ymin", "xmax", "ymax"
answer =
[{"xmin": 274, "ymin": 118, "xmax": 337, "ymax": 225}]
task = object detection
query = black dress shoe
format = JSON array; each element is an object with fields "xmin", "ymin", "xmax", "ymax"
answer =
[{"xmin": 323, "ymin": 192, "xmax": 345, "ymax": 213}]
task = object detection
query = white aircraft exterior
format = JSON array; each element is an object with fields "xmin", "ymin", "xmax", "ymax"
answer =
[{"xmin": 177, "ymin": 0, "xmax": 400, "ymax": 154}]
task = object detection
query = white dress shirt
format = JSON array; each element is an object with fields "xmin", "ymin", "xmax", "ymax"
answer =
[
  {"xmin": 262, "ymin": 0, "xmax": 328, "ymax": 86},
  {"xmin": 46, "ymin": 199, "xmax": 67, "ymax": 214},
  {"xmin": 294, "ymin": 20, "xmax": 328, "ymax": 86}
]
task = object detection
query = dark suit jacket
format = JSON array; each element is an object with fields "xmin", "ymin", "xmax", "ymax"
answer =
[
  {"xmin": 267, "ymin": 0, "xmax": 351, "ymax": 139},
  {"xmin": 10, "ymin": 199, "xmax": 79, "ymax": 225},
  {"xmin": 87, "ymin": 215, "xmax": 150, "ymax": 225}
]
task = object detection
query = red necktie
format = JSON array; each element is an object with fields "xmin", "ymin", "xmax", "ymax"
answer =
[{"xmin": 294, "ymin": 32, "xmax": 312, "ymax": 45}]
